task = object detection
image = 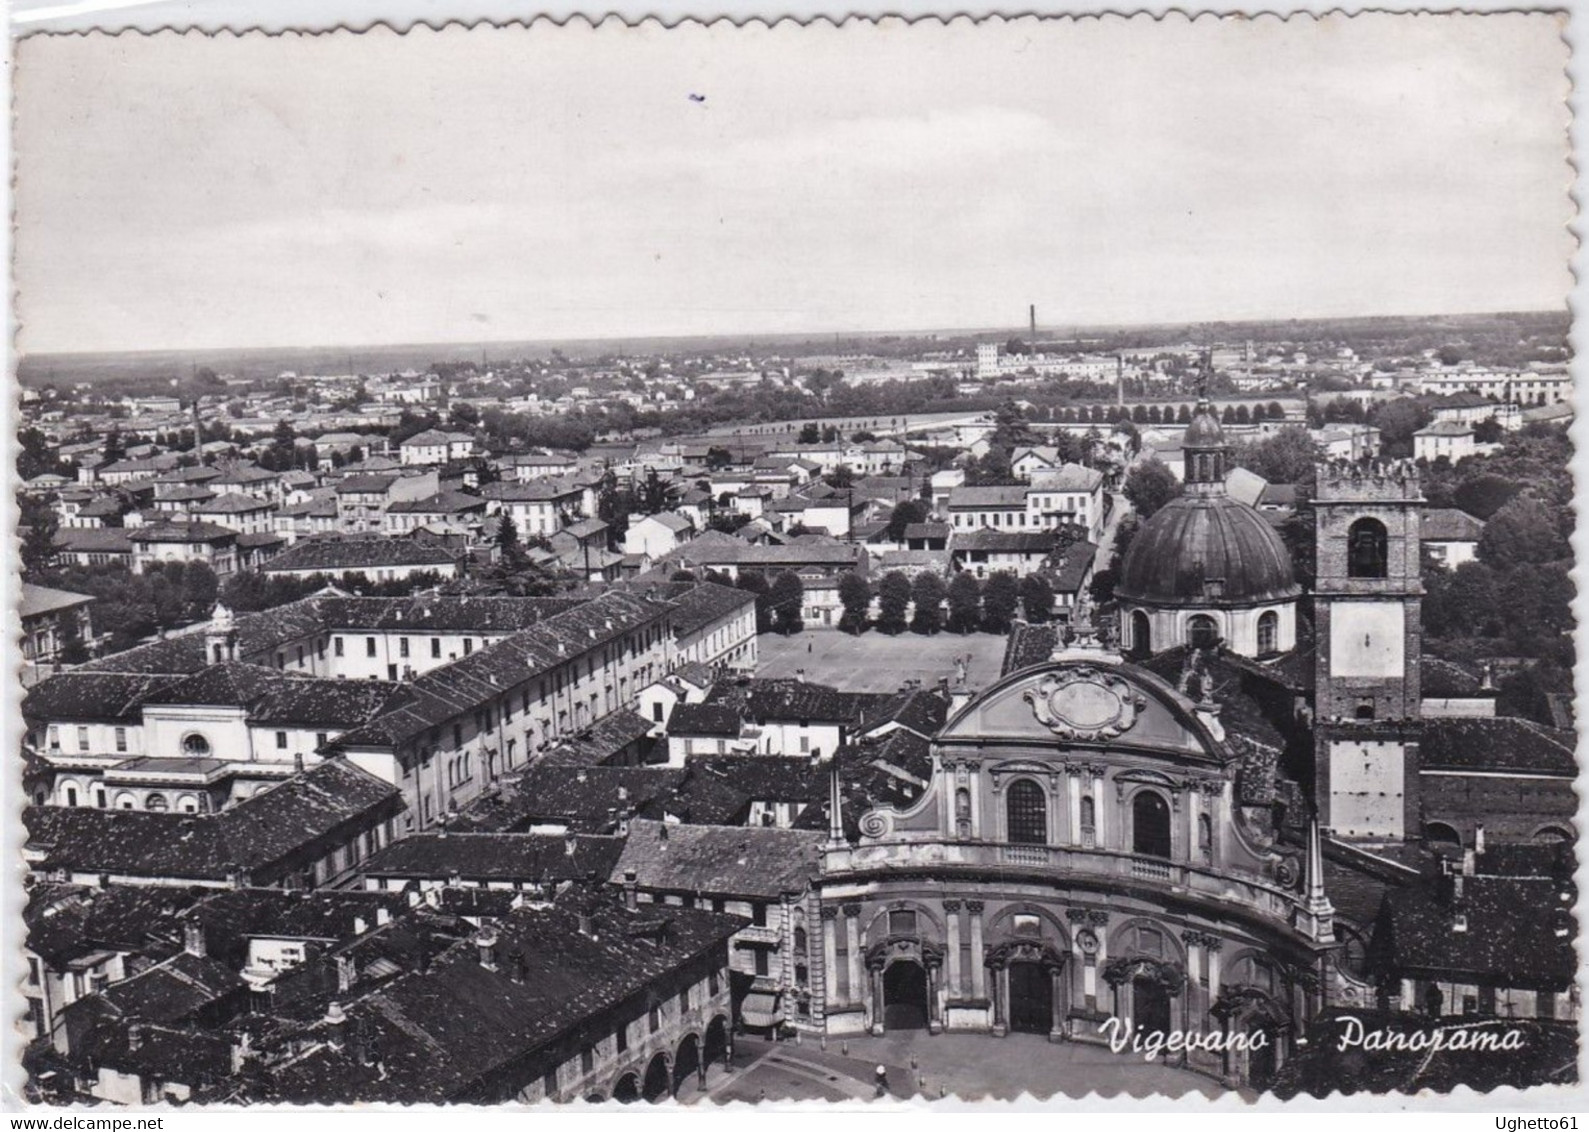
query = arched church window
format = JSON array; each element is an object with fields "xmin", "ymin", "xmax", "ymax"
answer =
[
  {"xmin": 1080, "ymin": 795, "xmax": 1096, "ymax": 839},
  {"xmin": 1347, "ymin": 518, "xmax": 1388, "ymax": 579},
  {"xmin": 1198, "ymin": 814, "xmax": 1213, "ymax": 864},
  {"xmin": 1256, "ymin": 610, "xmax": 1279, "ymax": 655},
  {"xmin": 1188, "ymin": 615, "xmax": 1219, "ymax": 650},
  {"xmin": 144, "ymin": 793, "xmax": 169, "ymax": 812},
  {"xmin": 1131, "ymin": 610, "xmax": 1151, "ymax": 655},
  {"xmin": 1006, "ymin": 780, "xmax": 1047, "ymax": 845},
  {"xmin": 1132, "ymin": 791, "xmax": 1172, "ymax": 859}
]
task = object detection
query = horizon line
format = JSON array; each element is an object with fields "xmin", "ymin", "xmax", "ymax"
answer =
[{"xmin": 18, "ymin": 304, "xmax": 1569, "ymax": 363}]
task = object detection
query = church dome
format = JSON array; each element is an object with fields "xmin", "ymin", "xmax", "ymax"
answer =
[{"xmin": 1117, "ymin": 493, "xmax": 1300, "ymax": 606}]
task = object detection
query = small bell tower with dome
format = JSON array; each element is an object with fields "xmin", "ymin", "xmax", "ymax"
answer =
[
  {"xmin": 1181, "ymin": 396, "xmax": 1229, "ymax": 493},
  {"xmin": 204, "ymin": 603, "xmax": 239, "ymax": 665}
]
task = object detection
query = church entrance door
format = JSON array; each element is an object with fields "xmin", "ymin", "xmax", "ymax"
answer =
[
  {"xmin": 1246, "ymin": 1022, "xmax": 1278, "ymax": 1088},
  {"xmin": 882, "ymin": 960, "xmax": 928, "ymax": 1031},
  {"xmin": 1008, "ymin": 962, "xmax": 1052, "ymax": 1034},
  {"xmin": 1131, "ymin": 977, "xmax": 1172, "ymax": 1041}
]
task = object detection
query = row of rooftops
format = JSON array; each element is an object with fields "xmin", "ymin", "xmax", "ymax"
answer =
[
  {"xmin": 24, "ymin": 760, "xmax": 402, "ymax": 885},
  {"xmin": 27, "ymin": 813, "xmax": 1575, "ymax": 1103}
]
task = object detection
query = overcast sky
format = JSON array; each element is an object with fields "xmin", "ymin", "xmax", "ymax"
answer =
[{"xmin": 14, "ymin": 14, "xmax": 1573, "ymax": 354}]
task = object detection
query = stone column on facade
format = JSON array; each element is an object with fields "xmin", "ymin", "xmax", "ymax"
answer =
[
  {"xmin": 1185, "ymin": 787, "xmax": 1200, "ymax": 865},
  {"xmin": 1091, "ymin": 767, "xmax": 1107, "ymax": 849},
  {"xmin": 967, "ymin": 901, "xmax": 987, "ymax": 1000},
  {"xmin": 1216, "ymin": 783, "xmax": 1231, "ymax": 864},
  {"xmin": 943, "ymin": 900, "xmax": 963, "ymax": 999},
  {"xmin": 1049, "ymin": 965, "xmax": 1067, "ymax": 1041},
  {"xmin": 966, "ymin": 761, "xmax": 983, "ymax": 839},
  {"xmin": 869, "ymin": 961, "xmax": 886, "ymax": 1035},
  {"xmin": 780, "ymin": 893, "xmax": 794, "ymax": 990},
  {"xmin": 1066, "ymin": 765, "xmax": 1083, "ymax": 846},
  {"xmin": 927, "ymin": 963, "xmax": 943, "ymax": 1034},
  {"xmin": 843, "ymin": 904, "xmax": 864, "ymax": 1013},
  {"xmin": 1206, "ymin": 936, "xmax": 1223, "ymax": 1002},
  {"xmin": 1092, "ymin": 916, "xmax": 1109, "ymax": 1014},
  {"xmin": 990, "ymin": 964, "xmax": 1007, "ymax": 1036},
  {"xmin": 821, "ymin": 907, "xmax": 840, "ymax": 1005},
  {"xmin": 1181, "ymin": 932, "xmax": 1204, "ymax": 1031},
  {"xmin": 940, "ymin": 760, "xmax": 957, "ymax": 837}
]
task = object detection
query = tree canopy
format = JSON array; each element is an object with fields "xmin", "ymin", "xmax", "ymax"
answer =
[{"xmin": 1123, "ymin": 458, "xmax": 1182, "ymax": 519}]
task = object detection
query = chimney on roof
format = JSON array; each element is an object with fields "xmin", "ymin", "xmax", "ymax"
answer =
[
  {"xmin": 447, "ymin": 871, "xmax": 463, "ymax": 889},
  {"xmin": 183, "ymin": 920, "xmax": 207, "ymax": 958},
  {"xmin": 658, "ymin": 823, "xmax": 669, "ymax": 843},
  {"xmin": 376, "ymin": 906, "xmax": 391, "ymax": 927},
  {"xmin": 324, "ymin": 1002, "xmax": 347, "ymax": 1049},
  {"xmin": 294, "ymin": 751, "xmax": 305, "ymax": 773},
  {"xmin": 128, "ymin": 1024, "xmax": 144, "ymax": 1051},
  {"xmin": 230, "ymin": 1032, "xmax": 253, "ymax": 1075},
  {"xmin": 576, "ymin": 768, "xmax": 588, "ymax": 784},
  {"xmin": 564, "ymin": 832, "xmax": 578, "ymax": 857},
  {"xmin": 577, "ymin": 911, "xmax": 596, "ymax": 938},
  {"xmin": 336, "ymin": 954, "xmax": 357, "ymax": 993},
  {"xmin": 617, "ymin": 784, "xmax": 629, "ymax": 802},
  {"xmin": 623, "ymin": 869, "xmax": 639, "ymax": 911},
  {"xmin": 474, "ymin": 925, "xmax": 499, "ymax": 970},
  {"xmin": 1461, "ymin": 848, "xmax": 1476, "ymax": 877},
  {"xmin": 1475, "ymin": 825, "xmax": 1486, "ymax": 856},
  {"xmin": 506, "ymin": 949, "xmax": 528, "ymax": 983}
]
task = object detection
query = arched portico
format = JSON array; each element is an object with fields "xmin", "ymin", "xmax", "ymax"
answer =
[
  {"xmin": 865, "ymin": 935, "xmax": 945, "ymax": 1035},
  {"xmin": 641, "ymin": 1051, "xmax": 671, "ymax": 1103},
  {"xmin": 985, "ymin": 939, "xmax": 1069, "ymax": 1040},
  {"xmin": 1211, "ymin": 985, "xmax": 1294, "ymax": 1089}
]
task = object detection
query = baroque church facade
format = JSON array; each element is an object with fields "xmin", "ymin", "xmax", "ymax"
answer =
[
  {"xmin": 800, "ymin": 400, "xmax": 1571, "ymax": 1088},
  {"xmin": 812, "ymin": 627, "xmax": 1337, "ymax": 1087}
]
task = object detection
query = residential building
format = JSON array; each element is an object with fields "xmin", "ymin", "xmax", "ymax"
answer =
[
  {"xmin": 484, "ymin": 479, "xmax": 587, "ymax": 538},
  {"xmin": 20, "ymin": 584, "xmax": 95, "ymax": 665},
  {"xmin": 624, "ymin": 512, "xmax": 695, "ymax": 561},
  {"xmin": 1422, "ymin": 508, "xmax": 1485, "ymax": 569},
  {"xmin": 23, "ymin": 759, "xmax": 403, "ymax": 890},
  {"xmin": 260, "ymin": 536, "xmax": 462, "ymax": 583},
  {"xmin": 127, "ymin": 521, "xmax": 239, "ymax": 576},
  {"xmin": 614, "ymin": 821, "xmax": 824, "ymax": 1028},
  {"xmin": 334, "ymin": 471, "xmax": 440, "ymax": 534},
  {"xmin": 1414, "ymin": 421, "xmax": 1477, "ymax": 464},
  {"xmin": 398, "ymin": 429, "xmax": 477, "ymax": 466}
]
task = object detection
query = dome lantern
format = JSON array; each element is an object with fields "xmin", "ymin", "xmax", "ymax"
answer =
[{"xmin": 1182, "ymin": 397, "xmax": 1228, "ymax": 493}]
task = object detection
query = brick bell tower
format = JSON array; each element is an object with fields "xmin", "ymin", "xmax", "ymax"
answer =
[{"xmin": 1312, "ymin": 458, "xmax": 1424, "ymax": 841}]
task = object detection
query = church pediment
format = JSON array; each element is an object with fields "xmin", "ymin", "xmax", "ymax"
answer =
[{"xmin": 939, "ymin": 660, "xmax": 1210, "ymax": 757}]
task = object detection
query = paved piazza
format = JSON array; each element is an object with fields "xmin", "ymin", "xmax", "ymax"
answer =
[
  {"xmin": 756, "ymin": 630, "xmax": 1011, "ymax": 693},
  {"xmin": 678, "ymin": 1031, "xmax": 1227, "ymax": 1104}
]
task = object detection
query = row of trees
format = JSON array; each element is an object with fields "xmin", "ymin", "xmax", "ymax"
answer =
[{"xmin": 838, "ymin": 569, "xmax": 1056, "ymax": 636}]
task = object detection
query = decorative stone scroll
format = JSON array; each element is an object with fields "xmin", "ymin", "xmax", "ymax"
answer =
[
  {"xmin": 984, "ymin": 939, "xmax": 1068, "ymax": 973},
  {"xmin": 1023, "ymin": 666, "xmax": 1147, "ymax": 742},
  {"xmin": 865, "ymin": 935, "xmax": 945, "ymax": 972},
  {"xmin": 857, "ymin": 809, "xmax": 892, "ymax": 839},
  {"xmin": 1102, "ymin": 956, "xmax": 1187, "ymax": 995}
]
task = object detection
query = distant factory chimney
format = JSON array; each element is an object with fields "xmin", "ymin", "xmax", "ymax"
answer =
[{"xmin": 1028, "ymin": 304, "xmax": 1037, "ymax": 339}]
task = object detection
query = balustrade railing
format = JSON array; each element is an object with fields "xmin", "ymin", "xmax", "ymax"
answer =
[{"xmin": 830, "ymin": 839, "xmax": 1293, "ymax": 921}]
